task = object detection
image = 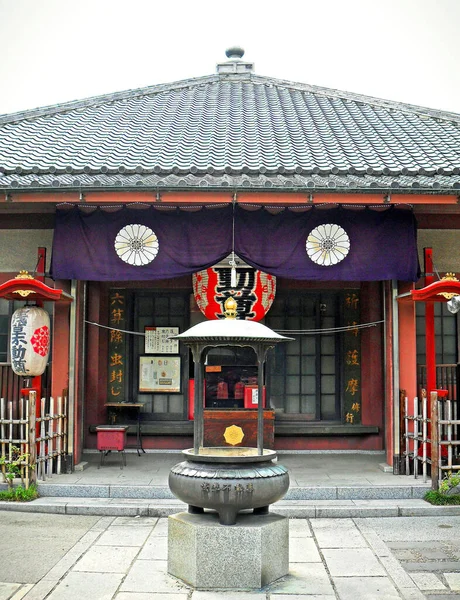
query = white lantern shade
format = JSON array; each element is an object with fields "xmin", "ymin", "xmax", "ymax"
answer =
[{"xmin": 10, "ymin": 306, "xmax": 50, "ymax": 376}]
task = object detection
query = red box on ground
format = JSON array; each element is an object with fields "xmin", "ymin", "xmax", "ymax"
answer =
[
  {"xmin": 96, "ymin": 426, "xmax": 128, "ymax": 451},
  {"xmin": 244, "ymin": 386, "xmax": 266, "ymax": 408}
]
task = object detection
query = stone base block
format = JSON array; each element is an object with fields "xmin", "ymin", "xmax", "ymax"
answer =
[{"xmin": 168, "ymin": 511, "xmax": 289, "ymax": 590}]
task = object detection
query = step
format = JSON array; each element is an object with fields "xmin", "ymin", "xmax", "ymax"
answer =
[
  {"xmin": 31, "ymin": 482, "xmax": 430, "ymax": 501},
  {"xmin": 0, "ymin": 497, "xmax": 457, "ymax": 519}
]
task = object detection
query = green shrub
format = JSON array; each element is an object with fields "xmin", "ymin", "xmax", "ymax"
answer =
[
  {"xmin": 0, "ymin": 484, "xmax": 38, "ymax": 502},
  {"xmin": 425, "ymin": 472, "xmax": 460, "ymax": 505}
]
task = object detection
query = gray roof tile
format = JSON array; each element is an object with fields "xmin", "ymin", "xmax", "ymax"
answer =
[{"xmin": 1, "ymin": 73, "xmax": 460, "ymax": 192}]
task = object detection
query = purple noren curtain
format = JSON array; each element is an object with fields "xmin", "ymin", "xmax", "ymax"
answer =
[
  {"xmin": 235, "ymin": 205, "xmax": 419, "ymax": 282},
  {"xmin": 51, "ymin": 204, "xmax": 419, "ymax": 282}
]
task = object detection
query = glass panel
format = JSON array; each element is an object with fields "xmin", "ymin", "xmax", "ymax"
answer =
[
  {"xmin": 320, "ymin": 336, "xmax": 335, "ymax": 354},
  {"xmin": 321, "ymin": 375, "xmax": 336, "ymax": 394},
  {"xmin": 271, "ymin": 395, "xmax": 285, "ymax": 410},
  {"xmin": 321, "ymin": 395, "xmax": 336, "ymax": 420},
  {"xmin": 267, "ymin": 316, "xmax": 284, "ymax": 330},
  {"xmin": 271, "ymin": 375, "xmax": 284, "ymax": 395},
  {"xmin": 287, "ymin": 337, "xmax": 301, "ymax": 354},
  {"xmin": 285, "ymin": 396, "xmax": 300, "ymax": 413},
  {"xmin": 301, "ymin": 356, "xmax": 316, "ymax": 374},
  {"xmin": 169, "ymin": 395, "xmax": 184, "ymax": 413},
  {"xmin": 155, "ymin": 297, "xmax": 169, "ymax": 315},
  {"xmin": 443, "ymin": 336, "xmax": 456, "ymax": 360},
  {"xmin": 287, "ymin": 316, "xmax": 301, "ymax": 329},
  {"xmin": 322, "ymin": 317, "xmax": 335, "ymax": 328},
  {"xmin": 321, "ymin": 356, "xmax": 336, "ymax": 374},
  {"xmin": 138, "ymin": 297, "xmax": 152, "ymax": 315},
  {"xmin": 170, "ymin": 296, "xmax": 185, "ymax": 314},
  {"xmin": 300, "ymin": 395, "xmax": 315, "ymax": 416},
  {"xmin": 0, "ymin": 299, "xmax": 9, "ymax": 315},
  {"xmin": 302, "ymin": 337, "xmax": 316, "ymax": 353},
  {"xmin": 301, "ymin": 375, "xmax": 316, "ymax": 394},
  {"xmin": 286, "ymin": 356, "xmax": 300, "ymax": 375},
  {"xmin": 286, "ymin": 376, "xmax": 300, "ymax": 394}
]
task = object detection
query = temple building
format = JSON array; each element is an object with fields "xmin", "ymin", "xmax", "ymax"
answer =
[{"xmin": 1, "ymin": 48, "xmax": 460, "ymax": 471}]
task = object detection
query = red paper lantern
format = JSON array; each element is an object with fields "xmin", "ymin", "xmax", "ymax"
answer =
[
  {"xmin": 10, "ymin": 306, "xmax": 50, "ymax": 376},
  {"xmin": 193, "ymin": 267, "xmax": 276, "ymax": 321}
]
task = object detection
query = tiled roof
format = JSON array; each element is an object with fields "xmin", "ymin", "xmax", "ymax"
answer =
[{"xmin": 1, "ymin": 72, "xmax": 460, "ymax": 193}]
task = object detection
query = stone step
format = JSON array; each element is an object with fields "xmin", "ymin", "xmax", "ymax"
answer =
[
  {"xmin": 0, "ymin": 496, "xmax": 457, "ymax": 519},
  {"xmin": 32, "ymin": 482, "xmax": 430, "ymax": 501}
]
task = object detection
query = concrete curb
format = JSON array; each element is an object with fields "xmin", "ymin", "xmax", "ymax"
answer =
[{"xmin": 1, "ymin": 497, "xmax": 458, "ymax": 518}]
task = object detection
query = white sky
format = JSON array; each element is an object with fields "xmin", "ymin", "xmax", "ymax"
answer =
[{"xmin": 0, "ymin": 0, "xmax": 459, "ymax": 116}]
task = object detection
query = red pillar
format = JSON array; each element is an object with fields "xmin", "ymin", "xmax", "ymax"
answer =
[{"xmin": 424, "ymin": 248, "xmax": 436, "ymax": 397}]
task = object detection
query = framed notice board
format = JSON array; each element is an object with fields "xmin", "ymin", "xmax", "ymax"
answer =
[
  {"xmin": 144, "ymin": 326, "xmax": 179, "ymax": 354},
  {"xmin": 139, "ymin": 355, "xmax": 181, "ymax": 393}
]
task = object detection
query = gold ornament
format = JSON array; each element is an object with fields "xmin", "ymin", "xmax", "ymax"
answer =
[
  {"xmin": 223, "ymin": 424, "xmax": 245, "ymax": 446},
  {"xmin": 438, "ymin": 273, "xmax": 459, "ymax": 299}
]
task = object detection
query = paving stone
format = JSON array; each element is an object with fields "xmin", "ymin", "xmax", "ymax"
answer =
[
  {"xmin": 45, "ymin": 572, "xmax": 123, "ymax": 600},
  {"xmin": 0, "ymin": 583, "xmax": 21, "ymax": 600},
  {"xmin": 120, "ymin": 560, "xmax": 189, "ymax": 594},
  {"xmin": 410, "ymin": 572, "xmax": 446, "ymax": 590},
  {"xmin": 357, "ymin": 529, "xmax": 392, "ymax": 557},
  {"xmin": 267, "ymin": 562, "xmax": 334, "ymax": 595},
  {"xmin": 115, "ymin": 594, "xmax": 189, "ymax": 599},
  {"xmin": 311, "ymin": 519, "xmax": 367, "ymax": 548},
  {"xmin": 137, "ymin": 536, "xmax": 167, "ymax": 560},
  {"xmin": 288, "ymin": 518, "xmax": 312, "ymax": 537},
  {"xmin": 73, "ymin": 545, "xmax": 139, "ymax": 573},
  {"xmin": 10, "ymin": 584, "xmax": 34, "ymax": 600},
  {"xmin": 111, "ymin": 516, "xmax": 159, "ymax": 528},
  {"xmin": 392, "ymin": 548, "xmax": 420, "ymax": 560},
  {"xmin": 192, "ymin": 593, "xmax": 264, "ymax": 599},
  {"xmin": 322, "ymin": 548, "xmax": 385, "ymax": 577},
  {"xmin": 404, "ymin": 562, "xmax": 460, "ymax": 572},
  {"xmin": 19, "ymin": 579, "xmax": 58, "ymax": 600},
  {"xmin": 398, "ymin": 589, "xmax": 426, "ymax": 600},
  {"xmin": 95, "ymin": 526, "xmax": 151, "ymax": 547},
  {"xmin": 333, "ymin": 576, "xmax": 400, "ymax": 599},
  {"xmin": 289, "ymin": 537, "xmax": 321, "ymax": 563},
  {"xmin": 445, "ymin": 572, "xmax": 460, "ymax": 590},
  {"xmin": 419, "ymin": 549, "xmax": 452, "ymax": 560},
  {"xmin": 378, "ymin": 555, "xmax": 418, "ymax": 589},
  {"xmin": 425, "ymin": 596, "xmax": 460, "ymax": 600},
  {"xmin": 152, "ymin": 518, "xmax": 168, "ymax": 536},
  {"xmin": 271, "ymin": 596, "xmax": 335, "ymax": 600}
]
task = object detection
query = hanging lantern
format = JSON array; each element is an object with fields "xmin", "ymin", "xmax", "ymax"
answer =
[
  {"xmin": 193, "ymin": 267, "xmax": 276, "ymax": 321},
  {"xmin": 10, "ymin": 306, "xmax": 50, "ymax": 376}
]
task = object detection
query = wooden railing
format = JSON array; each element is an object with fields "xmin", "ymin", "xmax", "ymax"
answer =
[
  {"xmin": 0, "ymin": 391, "xmax": 68, "ymax": 487},
  {"xmin": 403, "ymin": 390, "xmax": 460, "ymax": 489}
]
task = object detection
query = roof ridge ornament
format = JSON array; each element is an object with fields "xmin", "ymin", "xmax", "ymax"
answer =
[{"xmin": 217, "ymin": 47, "xmax": 254, "ymax": 75}]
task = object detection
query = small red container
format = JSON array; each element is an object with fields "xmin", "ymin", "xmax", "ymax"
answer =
[
  {"xmin": 96, "ymin": 426, "xmax": 128, "ymax": 451},
  {"xmin": 244, "ymin": 385, "xmax": 266, "ymax": 408}
]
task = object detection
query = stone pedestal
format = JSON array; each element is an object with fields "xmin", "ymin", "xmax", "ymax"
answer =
[{"xmin": 168, "ymin": 511, "xmax": 289, "ymax": 590}]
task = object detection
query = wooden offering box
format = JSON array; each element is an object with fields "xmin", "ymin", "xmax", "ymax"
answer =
[{"xmin": 203, "ymin": 409, "xmax": 275, "ymax": 449}]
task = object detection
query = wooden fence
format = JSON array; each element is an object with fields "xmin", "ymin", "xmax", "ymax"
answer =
[
  {"xmin": 403, "ymin": 389, "xmax": 460, "ymax": 489},
  {"xmin": 0, "ymin": 391, "xmax": 68, "ymax": 488}
]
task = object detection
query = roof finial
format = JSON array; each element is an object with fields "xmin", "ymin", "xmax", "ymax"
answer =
[{"xmin": 225, "ymin": 47, "xmax": 245, "ymax": 60}]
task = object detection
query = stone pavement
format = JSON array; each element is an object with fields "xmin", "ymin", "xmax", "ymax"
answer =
[{"xmin": 2, "ymin": 513, "xmax": 460, "ymax": 599}]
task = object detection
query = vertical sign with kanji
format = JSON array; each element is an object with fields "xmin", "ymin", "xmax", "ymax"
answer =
[
  {"xmin": 107, "ymin": 289, "xmax": 127, "ymax": 403},
  {"xmin": 343, "ymin": 290, "xmax": 361, "ymax": 425}
]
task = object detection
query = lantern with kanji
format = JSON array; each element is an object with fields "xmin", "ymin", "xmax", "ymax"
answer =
[
  {"xmin": 10, "ymin": 306, "xmax": 50, "ymax": 376},
  {"xmin": 193, "ymin": 267, "xmax": 276, "ymax": 321}
]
